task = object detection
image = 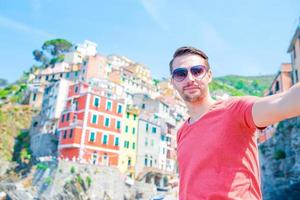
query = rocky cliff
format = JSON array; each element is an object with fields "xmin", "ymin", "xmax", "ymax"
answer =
[{"xmin": 259, "ymin": 117, "xmax": 300, "ymax": 200}]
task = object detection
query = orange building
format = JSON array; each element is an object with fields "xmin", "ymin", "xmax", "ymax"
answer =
[
  {"xmin": 58, "ymin": 82, "xmax": 125, "ymax": 166},
  {"xmin": 266, "ymin": 63, "xmax": 292, "ymax": 95}
]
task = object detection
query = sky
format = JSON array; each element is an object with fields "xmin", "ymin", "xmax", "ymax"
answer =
[{"xmin": 0, "ymin": 0, "xmax": 299, "ymax": 83}]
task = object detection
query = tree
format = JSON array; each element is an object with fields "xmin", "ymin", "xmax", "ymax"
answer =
[
  {"xmin": 42, "ymin": 39, "xmax": 73, "ymax": 56},
  {"xmin": 33, "ymin": 49, "xmax": 48, "ymax": 64},
  {"xmin": 32, "ymin": 38, "xmax": 73, "ymax": 67}
]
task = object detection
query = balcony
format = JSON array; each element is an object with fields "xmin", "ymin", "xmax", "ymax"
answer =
[{"xmin": 70, "ymin": 120, "xmax": 84, "ymax": 127}]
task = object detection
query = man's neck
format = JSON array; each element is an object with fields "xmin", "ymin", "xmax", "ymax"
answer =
[{"xmin": 186, "ymin": 95, "xmax": 216, "ymax": 124}]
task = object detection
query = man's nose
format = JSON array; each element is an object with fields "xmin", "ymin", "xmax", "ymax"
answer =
[{"xmin": 185, "ymin": 71, "xmax": 195, "ymax": 82}]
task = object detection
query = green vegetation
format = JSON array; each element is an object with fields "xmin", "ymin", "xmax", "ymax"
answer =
[
  {"xmin": 44, "ymin": 176, "xmax": 52, "ymax": 185},
  {"xmin": 86, "ymin": 176, "xmax": 92, "ymax": 188},
  {"xmin": 33, "ymin": 38, "xmax": 73, "ymax": 67},
  {"xmin": 274, "ymin": 149, "xmax": 286, "ymax": 160},
  {"xmin": 36, "ymin": 163, "xmax": 48, "ymax": 170},
  {"xmin": 213, "ymin": 75, "xmax": 275, "ymax": 97},
  {"xmin": 0, "ymin": 83, "xmax": 27, "ymax": 104},
  {"xmin": 70, "ymin": 166, "xmax": 75, "ymax": 174},
  {"xmin": 76, "ymin": 174, "xmax": 84, "ymax": 185},
  {"xmin": 0, "ymin": 105, "xmax": 35, "ymax": 161},
  {"xmin": 13, "ymin": 130, "xmax": 32, "ymax": 165}
]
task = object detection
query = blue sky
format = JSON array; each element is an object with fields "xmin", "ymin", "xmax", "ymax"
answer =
[{"xmin": 0, "ymin": 0, "xmax": 299, "ymax": 82}]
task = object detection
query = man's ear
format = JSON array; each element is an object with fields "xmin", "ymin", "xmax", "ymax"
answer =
[{"xmin": 207, "ymin": 70, "xmax": 213, "ymax": 83}]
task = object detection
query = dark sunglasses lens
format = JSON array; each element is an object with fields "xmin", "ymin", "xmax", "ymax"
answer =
[
  {"xmin": 191, "ymin": 66, "xmax": 206, "ymax": 78},
  {"xmin": 172, "ymin": 68, "xmax": 188, "ymax": 81}
]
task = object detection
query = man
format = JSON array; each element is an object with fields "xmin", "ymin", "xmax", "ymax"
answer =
[{"xmin": 169, "ymin": 46, "xmax": 300, "ymax": 200}]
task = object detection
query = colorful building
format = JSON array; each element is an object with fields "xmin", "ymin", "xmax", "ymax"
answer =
[
  {"xmin": 287, "ymin": 24, "xmax": 300, "ymax": 84},
  {"xmin": 30, "ymin": 79, "xmax": 72, "ymax": 157},
  {"xmin": 58, "ymin": 82, "xmax": 125, "ymax": 166},
  {"xmin": 266, "ymin": 63, "xmax": 293, "ymax": 95},
  {"xmin": 118, "ymin": 105, "xmax": 140, "ymax": 178}
]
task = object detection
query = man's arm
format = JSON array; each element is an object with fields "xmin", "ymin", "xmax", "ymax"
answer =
[{"xmin": 252, "ymin": 82, "xmax": 300, "ymax": 128}]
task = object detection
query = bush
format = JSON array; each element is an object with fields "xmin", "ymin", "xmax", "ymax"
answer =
[
  {"xmin": 44, "ymin": 177, "xmax": 52, "ymax": 185},
  {"xmin": 86, "ymin": 176, "xmax": 92, "ymax": 188},
  {"xmin": 70, "ymin": 166, "xmax": 75, "ymax": 174},
  {"xmin": 274, "ymin": 149, "xmax": 286, "ymax": 160},
  {"xmin": 36, "ymin": 163, "xmax": 48, "ymax": 170},
  {"xmin": 76, "ymin": 174, "xmax": 84, "ymax": 185}
]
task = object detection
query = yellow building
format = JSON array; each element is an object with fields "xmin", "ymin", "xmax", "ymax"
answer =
[{"xmin": 118, "ymin": 105, "xmax": 140, "ymax": 178}]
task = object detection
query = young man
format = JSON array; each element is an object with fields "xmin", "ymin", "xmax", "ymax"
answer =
[{"xmin": 170, "ymin": 46, "xmax": 300, "ymax": 200}]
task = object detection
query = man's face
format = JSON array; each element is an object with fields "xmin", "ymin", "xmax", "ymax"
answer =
[{"xmin": 171, "ymin": 54, "xmax": 212, "ymax": 103}]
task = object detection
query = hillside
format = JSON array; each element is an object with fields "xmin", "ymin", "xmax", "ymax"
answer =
[
  {"xmin": 211, "ymin": 74, "xmax": 275, "ymax": 97},
  {"xmin": 0, "ymin": 104, "xmax": 36, "ymax": 162}
]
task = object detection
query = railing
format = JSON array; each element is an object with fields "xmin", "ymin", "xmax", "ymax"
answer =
[{"xmin": 70, "ymin": 120, "xmax": 84, "ymax": 127}]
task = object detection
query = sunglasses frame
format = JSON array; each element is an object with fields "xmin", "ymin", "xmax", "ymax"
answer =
[{"xmin": 171, "ymin": 65, "xmax": 208, "ymax": 82}]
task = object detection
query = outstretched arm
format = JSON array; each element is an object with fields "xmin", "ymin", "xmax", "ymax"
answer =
[{"xmin": 252, "ymin": 82, "xmax": 300, "ymax": 128}]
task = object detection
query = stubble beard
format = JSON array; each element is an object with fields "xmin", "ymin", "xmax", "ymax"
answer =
[{"xmin": 182, "ymin": 86, "xmax": 208, "ymax": 103}]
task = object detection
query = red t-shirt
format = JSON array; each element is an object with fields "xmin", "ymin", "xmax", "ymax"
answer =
[{"xmin": 177, "ymin": 97, "xmax": 262, "ymax": 200}]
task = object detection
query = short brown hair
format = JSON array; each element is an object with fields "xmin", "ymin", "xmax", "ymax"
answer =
[{"xmin": 169, "ymin": 46, "xmax": 210, "ymax": 74}]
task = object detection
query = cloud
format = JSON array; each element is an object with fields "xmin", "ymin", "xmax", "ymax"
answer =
[
  {"xmin": 0, "ymin": 15, "xmax": 55, "ymax": 39},
  {"xmin": 139, "ymin": 0, "xmax": 168, "ymax": 30}
]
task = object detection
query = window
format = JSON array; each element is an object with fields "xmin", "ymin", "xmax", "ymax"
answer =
[
  {"xmin": 152, "ymin": 127, "xmax": 157, "ymax": 134},
  {"xmin": 63, "ymin": 130, "xmax": 67, "ymax": 139},
  {"xmin": 32, "ymin": 93, "xmax": 37, "ymax": 101},
  {"xmin": 102, "ymin": 134, "xmax": 108, "ymax": 144},
  {"xmin": 114, "ymin": 137, "xmax": 119, "ymax": 146},
  {"xmin": 116, "ymin": 120, "xmax": 121, "ymax": 130},
  {"xmin": 69, "ymin": 129, "xmax": 73, "ymax": 138},
  {"xmin": 124, "ymin": 141, "xmax": 129, "ymax": 148},
  {"xmin": 128, "ymin": 158, "xmax": 131, "ymax": 166},
  {"xmin": 66, "ymin": 113, "xmax": 70, "ymax": 121},
  {"xmin": 89, "ymin": 132, "xmax": 96, "ymax": 142},
  {"xmin": 94, "ymin": 97, "xmax": 100, "ymax": 107},
  {"xmin": 275, "ymin": 81, "xmax": 280, "ymax": 92},
  {"xmin": 75, "ymin": 71, "xmax": 78, "ymax": 77},
  {"xmin": 132, "ymin": 142, "xmax": 135, "ymax": 150},
  {"xmin": 104, "ymin": 117, "xmax": 110, "ymax": 127},
  {"xmin": 106, "ymin": 100, "xmax": 112, "ymax": 111},
  {"xmin": 132, "ymin": 127, "xmax": 136, "ymax": 134},
  {"xmin": 126, "ymin": 112, "xmax": 130, "ymax": 119},
  {"xmin": 144, "ymin": 156, "xmax": 148, "ymax": 166},
  {"xmin": 117, "ymin": 104, "xmax": 122, "ymax": 114},
  {"xmin": 125, "ymin": 125, "xmax": 129, "ymax": 133},
  {"xmin": 142, "ymin": 104, "xmax": 145, "ymax": 109},
  {"xmin": 91, "ymin": 114, "xmax": 98, "ymax": 124},
  {"xmin": 66, "ymin": 72, "xmax": 70, "ymax": 78},
  {"xmin": 145, "ymin": 138, "xmax": 148, "ymax": 146},
  {"xmin": 45, "ymin": 75, "xmax": 49, "ymax": 81},
  {"xmin": 61, "ymin": 114, "xmax": 65, "ymax": 123},
  {"xmin": 146, "ymin": 123, "xmax": 149, "ymax": 132},
  {"xmin": 74, "ymin": 85, "xmax": 79, "ymax": 93},
  {"xmin": 133, "ymin": 114, "xmax": 137, "ymax": 120}
]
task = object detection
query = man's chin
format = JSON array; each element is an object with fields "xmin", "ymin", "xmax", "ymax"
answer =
[{"xmin": 183, "ymin": 94, "xmax": 202, "ymax": 102}]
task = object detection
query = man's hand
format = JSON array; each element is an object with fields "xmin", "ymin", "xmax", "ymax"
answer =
[{"xmin": 252, "ymin": 82, "xmax": 300, "ymax": 128}]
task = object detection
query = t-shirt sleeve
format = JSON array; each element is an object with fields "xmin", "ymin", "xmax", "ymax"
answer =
[{"xmin": 229, "ymin": 96, "xmax": 259, "ymax": 131}]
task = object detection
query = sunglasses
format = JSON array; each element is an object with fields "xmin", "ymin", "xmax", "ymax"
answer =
[{"xmin": 171, "ymin": 65, "xmax": 207, "ymax": 82}]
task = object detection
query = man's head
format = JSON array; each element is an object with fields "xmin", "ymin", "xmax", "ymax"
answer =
[{"xmin": 170, "ymin": 46, "xmax": 212, "ymax": 103}]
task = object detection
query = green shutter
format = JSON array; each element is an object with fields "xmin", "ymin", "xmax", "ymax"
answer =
[{"xmin": 92, "ymin": 115, "xmax": 97, "ymax": 124}]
